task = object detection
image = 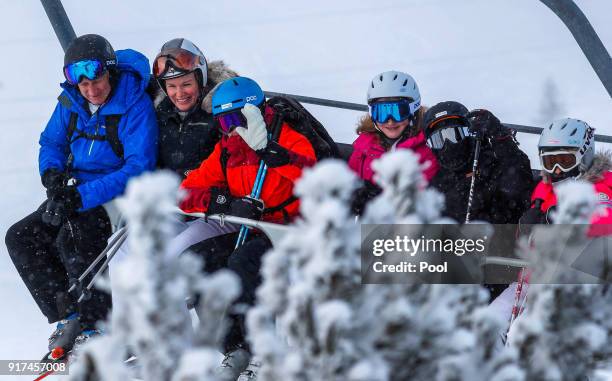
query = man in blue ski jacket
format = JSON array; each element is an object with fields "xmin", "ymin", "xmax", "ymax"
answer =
[{"xmin": 4, "ymin": 34, "xmax": 157, "ymax": 360}]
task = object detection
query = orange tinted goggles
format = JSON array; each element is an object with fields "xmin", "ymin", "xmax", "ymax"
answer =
[{"xmin": 153, "ymin": 48, "xmax": 200, "ymax": 78}]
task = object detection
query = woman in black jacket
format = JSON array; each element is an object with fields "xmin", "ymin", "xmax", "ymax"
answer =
[{"xmin": 151, "ymin": 38, "xmax": 238, "ymax": 177}]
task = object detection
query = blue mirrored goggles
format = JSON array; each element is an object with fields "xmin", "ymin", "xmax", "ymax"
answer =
[
  {"xmin": 370, "ymin": 100, "xmax": 413, "ymax": 124},
  {"xmin": 63, "ymin": 59, "xmax": 107, "ymax": 85}
]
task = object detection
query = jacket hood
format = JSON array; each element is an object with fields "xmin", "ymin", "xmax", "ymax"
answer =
[
  {"xmin": 583, "ymin": 150, "xmax": 612, "ymax": 182},
  {"xmin": 153, "ymin": 60, "xmax": 238, "ymax": 113},
  {"xmin": 59, "ymin": 49, "xmax": 151, "ymax": 117}
]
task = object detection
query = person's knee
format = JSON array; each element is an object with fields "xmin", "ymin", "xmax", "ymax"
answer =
[
  {"xmin": 5, "ymin": 218, "xmax": 34, "ymax": 256},
  {"xmin": 5, "ymin": 221, "xmax": 21, "ymax": 253},
  {"xmin": 227, "ymin": 251, "xmax": 248, "ymax": 273},
  {"xmin": 227, "ymin": 238, "xmax": 269, "ymax": 274}
]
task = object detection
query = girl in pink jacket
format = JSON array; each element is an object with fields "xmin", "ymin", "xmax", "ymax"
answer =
[{"xmin": 348, "ymin": 71, "xmax": 438, "ymax": 213}]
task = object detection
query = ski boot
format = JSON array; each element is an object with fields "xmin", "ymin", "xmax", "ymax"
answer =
[
  {"xmin": 237, "ymin": 357, "xmax": 261, "ymax": 381},
  {"xmin": 70, "ymin": 329, "xmax": 102, "ymax": 358},
  {"xmin": 41, "ymin": 313, "xmax": 80, "ymax": 363},
  {"xmin": 216, "ymin": 347, "xmax": 250, "ymax": 381}
]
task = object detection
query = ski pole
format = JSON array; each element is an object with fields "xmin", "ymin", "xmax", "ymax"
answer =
[
  {"xmin": 77, "ymin": 230, "xmax": 128, "ymax": 302},
  {"xmin": 68, "ymin": 226, "xmax": 127, "ymax": 294},
  {"xmin": 235, "ymin": 161, "xmax": 268, "ymax": 248},
  {"xmin": 505, "ymin": 267, "xmax": 528, "ymax": 344},
  {"xmin": 465, "ymin": 135, "xmax": 483, "ymax": 223},
  {"xmin": 234, "ymin": 114, "xmax": 281, "ymax": 249}
]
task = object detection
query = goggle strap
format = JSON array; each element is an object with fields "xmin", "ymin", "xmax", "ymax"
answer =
[{"xmin": 427, "ymin": 115, "xmax": 465, "ymax": 130}]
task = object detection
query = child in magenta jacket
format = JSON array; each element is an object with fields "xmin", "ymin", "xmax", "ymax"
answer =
[{"xmin": 349, "ymin": 71, "xmax": 438, "ymax": 213}]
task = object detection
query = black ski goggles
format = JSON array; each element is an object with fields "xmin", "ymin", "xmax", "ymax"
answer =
[{"xmin": 426, "ymin": 125, "xmax": 471, "ymax": 150}]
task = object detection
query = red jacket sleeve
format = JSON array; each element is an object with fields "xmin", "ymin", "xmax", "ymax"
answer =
[
  {"xmin": 179, "ymin": 142, "xmax": 227, "ymax": 213},
  {"xmin": 268, "ymin": 122, "xmax": 317, "ymax": 181}
]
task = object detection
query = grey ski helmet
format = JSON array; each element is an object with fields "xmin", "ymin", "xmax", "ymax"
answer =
[
  {"xmin": 366, "ymin": 70, "xmax": 421, "ymax": 115},
  {"xmin": 538, "ymin": 118, "xmax": 595, "ymax": 177},
  {"xmin": 153, "ymin": 38, "xmax": 208, "ymax": 86}
]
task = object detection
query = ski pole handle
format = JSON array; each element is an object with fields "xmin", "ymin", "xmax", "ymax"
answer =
[{"xmin": 236, "ymin": 161, "xmax": 268, "ymax": 249}]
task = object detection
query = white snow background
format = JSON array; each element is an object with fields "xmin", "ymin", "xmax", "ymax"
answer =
[{"xmin": 0, "ymin": 0, "xmax": 610, "ymax": 377}]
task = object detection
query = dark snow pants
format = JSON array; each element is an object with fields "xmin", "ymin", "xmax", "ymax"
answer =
[
  {"xmin": 5, "ymin": 201, "xmax": 112, "ymax": 330},
  {"xmin": 189, "ymin": 232, "xmax": 271, "ymax": 353}
]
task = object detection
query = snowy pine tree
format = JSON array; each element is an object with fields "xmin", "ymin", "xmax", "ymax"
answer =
[
  {"xmin": 247, "ymin": 159, "xmax": 363, "ymax": 380},
  {"xmin": 68, "ymin": 171, "xmax": 240, "ymax": 381},
  {"xmin": 509, "ymin": 181, "xmax": 612, "ymax": 381},
  {"xmin": 248, "ymin": 151, "xmax": 518, "ymax": 381},
  {"xmin": 363, "ymin": 150, "xmax": 445, "ymax": 223}
]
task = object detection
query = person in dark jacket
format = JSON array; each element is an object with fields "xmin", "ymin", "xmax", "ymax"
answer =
[
  {"xmin": 107, "ymin": 38, "xmax": 238, "ymax": 293},
  {"xmin": 424, "ymin": 101, "xmax": 534, "ymax": 224},
  {"xmin": 4, "ymin": 34, "xmax": 158, "ymax": 360},
  {"xmin": 151, "ymin": 38, "xmax": 238, "ymax": 178},
  {"xmin": 423, "ymin": 102, "xmax": 534, "ymax": 299}
]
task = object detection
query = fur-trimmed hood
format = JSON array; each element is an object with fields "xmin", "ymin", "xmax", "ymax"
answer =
[
  {"xmin": 583, "ymin": 150, "xmax": 612, "ymax": 182},
  {"xmin": 153, "ymin": 60, "xmax": 238, "ymax": 113}
]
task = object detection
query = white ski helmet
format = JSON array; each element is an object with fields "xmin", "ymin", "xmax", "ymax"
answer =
[
  {"xmin": 538, "ymin": 118, "xmax": 595, "ymax": 175},
  {"xmin": 367, "ymin": 70, "xmax": 421, "ymax": 114}
]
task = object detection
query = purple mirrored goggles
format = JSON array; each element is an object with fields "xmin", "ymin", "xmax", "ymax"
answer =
[{"xmin": 214, "ymin": 110, "xmax": 246, "ymax": 134}]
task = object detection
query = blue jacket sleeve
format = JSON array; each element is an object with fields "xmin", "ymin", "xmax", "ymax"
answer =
[
  {"xmin": 39, "ymin": 103, "xmax": 70, "ymax": 176},
  {"xmin": 77, "ymin": 96, "xmax": 159, "ymax": 210}
]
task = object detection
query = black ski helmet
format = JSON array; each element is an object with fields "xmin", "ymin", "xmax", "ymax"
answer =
[
  {"xmin": 423, "ymin": 101, "xmax": 472, "ymax": 171},
  {"xmin": 423, "ymin": 101, "xmax": 469, "ymax": 138},
  {"xmin": 64, "ymin": 34, "xmax": 117, "ymax": 70}
]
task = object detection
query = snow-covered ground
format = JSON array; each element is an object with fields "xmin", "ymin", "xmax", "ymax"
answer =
[{"xmin": 0, "ymin": 0, "xmax": 610, "ymax": 377}]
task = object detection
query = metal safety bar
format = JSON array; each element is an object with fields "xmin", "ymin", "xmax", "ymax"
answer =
[{"xmin": 265, "ymin": 91, "xmax": 612, "ymax": 144}]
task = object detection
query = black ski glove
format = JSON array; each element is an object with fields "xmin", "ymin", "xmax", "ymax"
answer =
[
  {"xmin": 207, "ymin": 187, "xmax": 233, "ymax": 215},
  {"xmin": 517, "ymin": 199, "xmax": 550, "ymax": 236},
  {"xmin": 467, "ymin": 109, "xmax": 511, "ymax": 139},
  {"xmin": 256, "ymin": 142, "xmax": 290, "ymax": 168},
  {"xmin": 229, "ymin": 196, "xmax": 265, "ymax": 220},
  {"xmin": 350, "ymin": 180, "xmax": 382, "ymax": 216},
  {"xmin": 41, "ymin": 168, "xmax": 67, "ymax": 198},
  {"xmin": 41, "ymin": 199, "xmax": 66, "ymax": 227},
  {"xmin": 42, "ymin": 186, "xmax": 82, "ymax": 226}
]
